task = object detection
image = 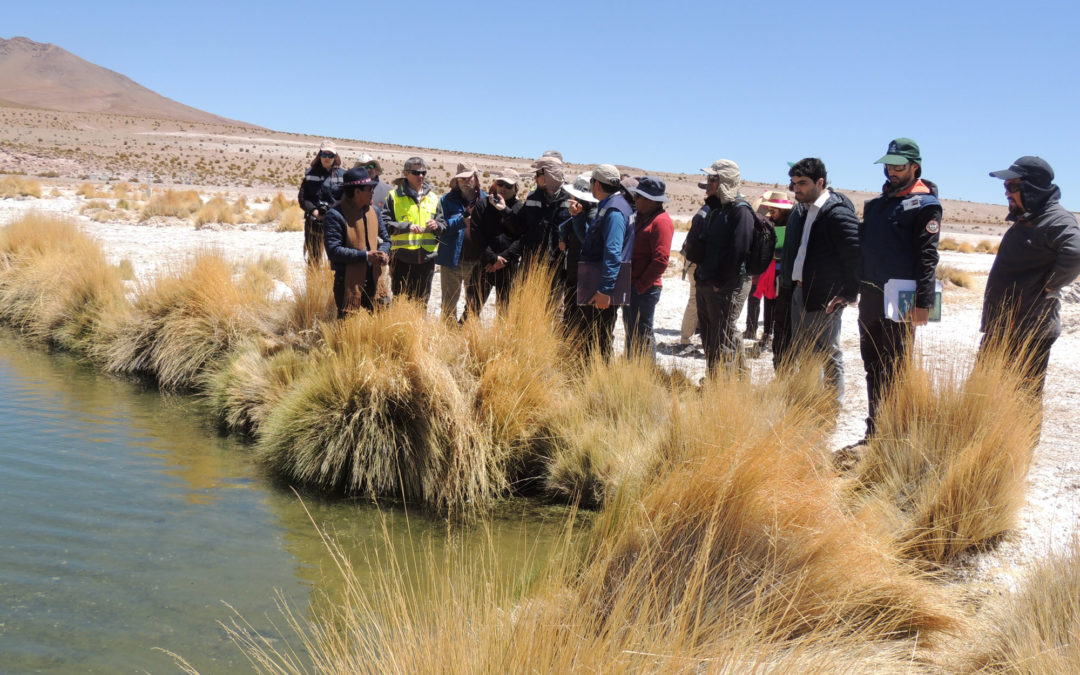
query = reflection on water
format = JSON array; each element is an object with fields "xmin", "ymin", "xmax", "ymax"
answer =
[{"xmin": 0, "ymin": 332, "xmax": 571, "ymax": 673}]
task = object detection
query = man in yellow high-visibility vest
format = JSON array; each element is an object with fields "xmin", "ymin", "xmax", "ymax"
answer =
[{"xmin": 382, "ymin": 156, "xmax": 441, "ymax": 303}]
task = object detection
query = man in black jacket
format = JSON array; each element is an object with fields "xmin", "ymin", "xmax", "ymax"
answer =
[
  {"xmin": 858, "ymin": 138, "xmax": 941, "ymax": 439},
  {"xmin": 694, "ymin": 159, "xmax": 755, "ymax": 373},
  {"xmin": 982, "ymin": 156, "xmax": 1080, "ymax": 397},
  {"xmin": 778, "ymin": 158, "xmax": 860, "ymax": 410}
]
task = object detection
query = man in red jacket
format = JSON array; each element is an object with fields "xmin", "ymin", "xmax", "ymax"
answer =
[{"xmin": 625, "ymin": 176, "xmax": 674, "ymax": 360}]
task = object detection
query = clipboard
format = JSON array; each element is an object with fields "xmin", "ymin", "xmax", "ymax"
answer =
[{"xmin": 884, "ymin": 278, "xmax": 942, "ymax": 322}]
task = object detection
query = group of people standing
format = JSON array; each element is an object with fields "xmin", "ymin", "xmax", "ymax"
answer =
[{"xmin": 299, "ymin": 139, "xmax": 1080, "ymax": 445}]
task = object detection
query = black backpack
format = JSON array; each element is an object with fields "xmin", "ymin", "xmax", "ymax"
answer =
[{"xmin": 733, "ymin": 199, "xmax": 776, "ymax": 276}]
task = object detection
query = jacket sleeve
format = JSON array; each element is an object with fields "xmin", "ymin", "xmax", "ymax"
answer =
[
  {"xmin": 382, "ymin": 192, "xmax": 410, "ymax": 234},
  {"xmin": 1046, "ymin": 215, "xmax": 1080, "ymax": 291},
  {"xmin": 298, "ymin": 170, "xmax": 316, "ymax": 213},
  {"xmin": 378, "ymin": 210, "xmax": 391, "ymax": 254},
  {"xmin": 913, "ymin": 205, "xmax": 942, "ymax": 308},
  {"xmin": 831, "ymin": 203, "xmax": 862, "ymax": 301},
  {"xmin": 323, "ymin": 210, "xmax": 368, "ymax": 265},
  {"xmin": 499, "ymin": 202, "xmax": 527, "ymax": 262}
]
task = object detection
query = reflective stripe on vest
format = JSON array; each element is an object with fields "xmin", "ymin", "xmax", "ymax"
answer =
[{"xmin": 390, "ymin": 189, "xmax": 440, "ymax": 252}]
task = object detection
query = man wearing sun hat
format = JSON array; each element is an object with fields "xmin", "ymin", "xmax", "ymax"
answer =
[
  {"xmin": 981, "ymin": 156, "xmax": 1080, "ymax": 400},
  {"xmin": 624, "ymin": 176, "xmax": 674, "ymax": 361},
  {"xmin": 354, "ymin": 152, "xmax": 391, "ymax": 207},
  {"xmin": 560, "ymin": 171, "xmax": 600, "ymax": 337},
  {"xmin": 857, "ymin": 138, "xmax": 941, "ymax": 441},
  {"xmin": 470, "ymin": 168, "xmax": 526, "ymax": 317}
]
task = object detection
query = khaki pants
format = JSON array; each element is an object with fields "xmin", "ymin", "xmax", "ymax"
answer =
[{"xmin": 440, "ymin": 259, "xmax": 479, "ymax": 321}]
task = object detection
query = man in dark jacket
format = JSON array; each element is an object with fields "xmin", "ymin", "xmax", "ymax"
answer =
[
  {"xmin": 982, "ymin": 156, "xmax": 1080, "ymax": 397},
  {"xmin": 694, "ymin": 159, "xmax": 755, "ymax": 373},
  {"xmin": 323, "ymin": 168, "xmax": 391, "ymax": 316},
  {"xmin": 521, "ymin": 157, "xmax": 573, "ymax": 273},
  {"xmin": 858, "ymin": 138, "xmax": 941, "ymax": 439},
  {"xmin": 779, "ymin": 158, "xmax": 860, "ymax": 409}
]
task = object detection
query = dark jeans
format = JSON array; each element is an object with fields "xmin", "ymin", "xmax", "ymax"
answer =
[
  {"xmin": 580, "ymin": 304, "xmax": 617, "ymax": 361},
  {"xmin": 858, "ymin": 285, "xmax": 914, "ymax": 436},
  {"xmin": 772, "ymin": 286, "xmax": 794, "ymax": 371},
  {"xmin": 696, "ymin": 276, "xmax": 751, "ymax": 373},
  {"xmin": 467, "ymin": 263, "xmax": 514, "ymax": 319},
  {"xmin": 745, "ymin": 291, "xmax": 761, "ymax": 337},
  {"xmin": 391, "ymin": 258, "xmax": 435, "ymax": 303},
  {"xmin": 303, "ymin": 214, "xmax": 324, "ymax": 267},
  {"xmin": 623, "ymin": 285, "xmax": 662, "ymax": 361}
]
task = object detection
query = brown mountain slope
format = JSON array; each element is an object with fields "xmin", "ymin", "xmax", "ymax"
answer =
[{"xmin": 0, "ymin": 36, "xmax": 253, "ymax": 127}]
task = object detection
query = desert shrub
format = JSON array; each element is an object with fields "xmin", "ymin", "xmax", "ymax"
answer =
[
  {"xmin": 0, "ymin": 175, "xmax": 42, "ymax": 198},
  {"xmin": 960, "ymin": 540, "xmax": 1080, "ymax": 672},
  {"xmin": 204, "ymin": 340, "xmax": 308, "ymax": 436},
  {"xmin": 140, "ymin": 189, "xmax": 203, "ymax": 220},
  {"xmin": 79, "ymin": 199, "xmax": 111, "ymax": 212},
  {"xmin": 975, "ymin": 239, "xmax": 999, "ymax": 254},
  {"xmin": 276, "ymin": 205, "xmax": 304, "ymax": 232},
  {"xmin": 939, "ymin": 237, "xmax": 959, "ymax": 251},
  {"xmin": 193, "ymin": 195, "xmax": 238, "ymax": 227},
  {"xmin": 93, "ymin": 251, "xmax": 280, "ymax": 389},
  {"xmin": 936, "ymin": 264, "xmax": 973, "ymax": 288},
  {"xmin": 956, "ymin": 241, "xmax": 974, "ymax": 254},
  {"xmin": 257, "ymin": 301, "xmax": 501, "ymax": 514},
  {"xmin": 849, "ymin": 346, "xmax": 1039, "ymax": 567},
  {"xmin": 0, "ymin": 214, "xmax": 126, "ymax": 352},
  {"xmin": 116, "ymin": 258, "xmax": 136, "ymax": 281}
]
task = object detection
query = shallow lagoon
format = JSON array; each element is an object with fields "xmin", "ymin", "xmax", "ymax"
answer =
[{"xmin": 0, "ymin": 332, "xmax": 567, "ymax": 673}]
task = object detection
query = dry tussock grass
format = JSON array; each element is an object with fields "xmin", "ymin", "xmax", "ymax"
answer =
[
  {"xmin": 111, "ymin": 182, "xmax": 133, "ymax": 200},
  {"xmin": 257, "ymin": 300, "xmax": 501, "ymax": 514},
  {"xmin": 0, "ymin": 214, "xmax": 126, "ymax": 351},
  {"xmin": 276, "ymin": 205, "xmax": 304, "ymax": 232},
  {"xmin": 957, "ymin": 241, "xmax": 975, "ymax": 254},
  {"xmin": 193, "ymin": 195, "xmax": 238, "ymax": 227},
  {"xmin": 937, "ymin": 264, "xmax": 974, "ymax": 289},
  {"xmin": 974, "ymin": 239, "xmax": 999, "ymax": 254},
  {"xmin": 0, "ymin": 175, "xmax": 42, "ymax": 198},
  {"xmin": 959, "ymin": 539, "xmax": 1080, "ymax": 672},
  {"xmin": 93, "ymin": 251, "xmax": 280, "ymax": 389},
  {"xmin": 140, "ymin": 188, "xmax": 203, "ymax": 220},
  {"xmin": 259, "ymin": 192, "xmax": 292, "ymax": 224},
  {"xmin": 939, "ymin": 237, "xmax": 959, "ymax": 251},
  {"xmin": 849, "ymin": 345, "xmax": 1039, "ymax": 567},
  {"xmin": 76, "ymin": 182, "xmax": 106, "ymax": 198}
]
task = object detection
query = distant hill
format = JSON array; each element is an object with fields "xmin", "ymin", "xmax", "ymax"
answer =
[{"xmin": 0, "ymin": 36, "xmax": 253, "ymax": 127}]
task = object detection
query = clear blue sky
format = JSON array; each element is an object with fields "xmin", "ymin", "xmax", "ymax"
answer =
[{"xmin": 7, "ymin": 0, "xmax": 1079, "ymax": 208}]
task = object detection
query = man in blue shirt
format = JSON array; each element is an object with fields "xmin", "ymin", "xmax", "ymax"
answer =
[{"xmin": 572, "ymin": 164, "xmax": 633, "ymax": 360}]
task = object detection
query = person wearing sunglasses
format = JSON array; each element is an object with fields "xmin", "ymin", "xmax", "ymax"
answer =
[
  {"xmin": 382, "ymin": 156, "xmax": 441, "ymax": 304},
  {"xmin": 435, "ymin": 162, "xmax": 488, "ymax": 322},
  {"xmin": 353, "ymin": 153, "xmax": 391, "ymax": 209},
  {"xmin": 297, "ymin": 140, "xmax": 344, "ymax": 267},
  {"xmin": 855, "ymin": 138, "xmax": 942, "ymax": 447},
  {"xmin": 323, "ymin": 167, "xmax": 391, "ymax": 315},
  {"xmin": 981, "ymin": 156, "xmax": 1080, "ymax": 405}
]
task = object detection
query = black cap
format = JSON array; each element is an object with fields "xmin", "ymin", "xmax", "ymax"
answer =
[
  {"xmin": 990, "ymin": 156, "xmax": 1054, "ymax": 188},
  {"xmin": 342, "ymin": 167, "xmax": 375, "ymax": 187}
]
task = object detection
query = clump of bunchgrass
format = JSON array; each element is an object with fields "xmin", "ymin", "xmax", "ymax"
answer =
[
  {"xmin": 0, "ymin": 213, "xmax": 126, "ymax": 352},
  {"xmin": 974, "ymin": 239, "xmax": 998, "ymax": 254},
  {"xmin": 0, "ymin": 175, "xmax": 42, "ymax": 198},
  {"xmin": 76, "ymin": 182, "xmax": 105, "ymax": 198},
  {"xmin": 850, "ymin": 343, "xmax": 1039, "ymax": 567},
  {"xmin": 936, "ymin": 264, "xmax": 974, "ymax": 288},
  {"xmin": 259, "ymin": 192, "xmax": 292, "ymax": 224},
  {"xmin": 939, "ymin": 237, "xmax": 959, "ymax": 251},
  {"xmin": 956, "ymin": 241, "xmax": 975, "ymax": 254},
  {"xmin": 959, "ymin": 539, "xmax": 1080, "ymax": 672},
  {"xmin": 193, "ymin": 195, "xmax": 238, "ymax": 227},
  {"xmin": 111, "ymin": 182, "xmax": 133, "ymax": 200},
  {"xmin": 204, "ymin": 340, "xmax": 308, "ymax": 436},
  {"xmin": 276, "ymin": 205, "xmax": 304, "ymax": 232},
  {"xmin": 140, "ymin": 189, "xmax": 203, "ymax": 220},
  {"xmin": 462, "ymin": 260, "xmax": 570, "ymax": 490},
  {"xmin": 93, "ymin": 251, "xmax": 280, "ymax": 389},
  {"xmin": 257, "ymin": 301, "xmax": 500, "ymax": 514}
]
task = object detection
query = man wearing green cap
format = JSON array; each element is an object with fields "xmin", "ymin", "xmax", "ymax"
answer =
[{"xmin": 856, "ymin": 138, "xmax": 941, "ymax": 443}]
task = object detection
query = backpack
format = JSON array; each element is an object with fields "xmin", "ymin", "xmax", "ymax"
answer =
[{"xmin": 734, "ymin": 199, "xmax": 776, "ymax": 276}]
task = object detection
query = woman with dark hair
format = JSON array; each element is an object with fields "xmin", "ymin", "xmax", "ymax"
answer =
[{"xmin": 297, "ymin": 140, "xmax": 344, "ymax": 266}]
